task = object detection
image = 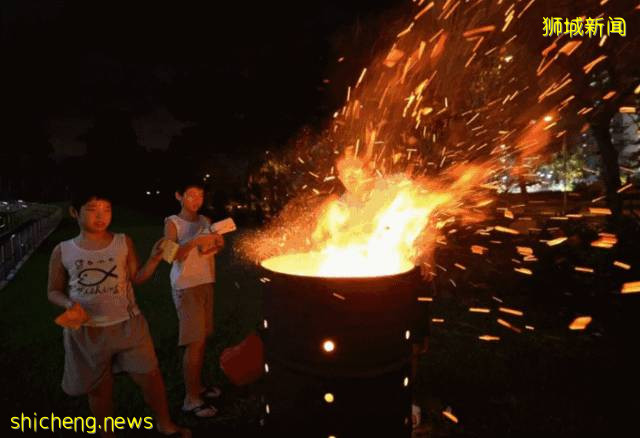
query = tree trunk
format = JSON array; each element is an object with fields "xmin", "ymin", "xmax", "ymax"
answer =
[{"xmin": 592, "ymin": 122, "xmax": 622, "ymax": 217}]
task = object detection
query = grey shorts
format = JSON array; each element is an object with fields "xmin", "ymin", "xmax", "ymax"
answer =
[
  {"xmin": 172, "ymin": 283, "xmax": 214, "ymax": 346},
  {"xmin": 62, "ymin": 314, "xmax": 159, "ymax": 396}
]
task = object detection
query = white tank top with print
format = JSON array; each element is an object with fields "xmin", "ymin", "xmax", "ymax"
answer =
[
  {"xmin": 60, "ymin": 233, "xmax": 140, "ymax": 327},
  {"xmin": 166, "ymin": 214, "xmax": 216, "ymax": 290}
]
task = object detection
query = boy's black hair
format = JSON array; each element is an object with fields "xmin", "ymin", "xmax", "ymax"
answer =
[
  {"xmin": 175, "ymin": 176, "xmax": 206, "ymax": 195},
  {"xmin": 70, "ymin": 181, "xmax": 114, "ymax": 211}
]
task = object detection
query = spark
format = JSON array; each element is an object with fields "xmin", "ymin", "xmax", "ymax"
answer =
[
  {"xmin": 469, "ymin": 307, "xmax": 491, "ymax": 313},
  {"xmin": 495, "ymin": 225, "xmax": 520, "ymax": 235},
  {"xmin": 514, "ymin": 267, "xmax": 532, "ymax": 275},
  {"xmin": 621, "ymin": 281, "xmax": 639, "ymax": 293},
  {"xmin": 442, "ymin": 410, "xmax": 459, "ymax": 423},
  {"xmin": 546, "ymin": 237, "xmax": 567, "ymax": 246},
  {"xmin": 617, "ymin": 183, "xmax": 633, "ymax": 193},
  {"xmin": 613, "ymin": 261, "xmax": 631, "ymax": 270},
  {"xmin": 497, "ymin": 318, "xmax": 522, "ymax": 333},
  {"xmin": 499, "ymin": 307, "xmax": 523, "ymax": 316},
  {"xmin": 569, "ymin": 316, "xmax": 592, "ymax": 330},
  {"xmin": 414, "ymin": 1, "xmax": 435, "ymax": 20},
  {"xmin": 583, "ymin": 55, "xmax": 607, "ymax": 74},
  {"xmin": 462, "ymin": 25, "xmax": 496, "ymax": 38}
]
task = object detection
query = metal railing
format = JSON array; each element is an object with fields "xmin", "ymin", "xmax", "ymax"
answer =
[{"xmin": 0, "ymin": 204, "xmax": 62, "ymax": 290}]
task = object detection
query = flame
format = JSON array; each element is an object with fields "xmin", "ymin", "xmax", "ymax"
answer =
[{"xmin": 261, "ymin": 157, "xmax": 488, "ymax": 277}]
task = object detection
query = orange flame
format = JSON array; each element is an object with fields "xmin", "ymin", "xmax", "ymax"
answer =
[{"xmin": 261, "ymin": 157, "xmax": 489, "ymax": 277}]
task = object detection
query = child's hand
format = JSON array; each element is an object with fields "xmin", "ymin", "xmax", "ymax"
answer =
[
  {"xmin": 195, "ymin": 233, "xmax": 216, "ymax": 248},
  {"xmin": 55, "ymin": 303, "xmax": 89, "ymax": 330},
  {"xmin": 198, "ymin": 233, "xmax": 224, "ymax": 255},
  {"xmin": 212, "ymin": 232, "xmax": 224, "ymax": 250}
]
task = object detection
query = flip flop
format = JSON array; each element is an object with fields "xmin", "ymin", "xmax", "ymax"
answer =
[
  {"xmin": 201, "ymin": 385, "xmax": 222, "ymax": 399},
  {"xmin": 182, "ymin": 403, "xmax": 218, "ymax": 418},
  {"xmin": 412, "ymin": 404, "xmax": 421, "ymax": 429}
]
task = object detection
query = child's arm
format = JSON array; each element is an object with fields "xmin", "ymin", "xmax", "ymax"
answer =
[
  {"xmin": 164, "ymin": 220, "xmax": 217, "ymax": 262},
  {"xmin": 199, "ymin": 232, "xmax": 224, "ymax": 256},
  {"xmin": 47, "ymin": 244, "xmax": 74, "ymax": 309},
  {"xmin": 126, "ymin": 235, "xmax": 164, "ymax": 285}
]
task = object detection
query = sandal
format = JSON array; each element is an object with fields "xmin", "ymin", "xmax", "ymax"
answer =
[
  {"xmin": 412, "ymin": 404, "xmax": 421, "ymax": 429},
  {"xmin": 201, "ymin": 385, "xmax": 222, "ymax": 399},
  {"xmin": 182, "ymin": 403, "xmax": 218, "ymax": 418}
]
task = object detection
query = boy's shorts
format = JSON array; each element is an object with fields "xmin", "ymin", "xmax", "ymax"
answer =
[
  {"xmin": 62, "ymin": 314, "xmax": 159, "ymax": 396},
  {"xmin": 172, "ymin": 283, "xmax": 214, "ymax": 346}
]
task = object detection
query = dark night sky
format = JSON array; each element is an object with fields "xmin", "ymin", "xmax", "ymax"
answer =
[{"xmin": 2, "ymin": 0, "xmax": 403, "ymax": 158}]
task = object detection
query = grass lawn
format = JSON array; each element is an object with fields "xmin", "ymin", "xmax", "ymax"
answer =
[{"xmin": 2, "ymin": 205, "xmax": 639, "ymax": 437}]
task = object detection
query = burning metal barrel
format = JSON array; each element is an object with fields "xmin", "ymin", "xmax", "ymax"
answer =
[{"xmin": 260, "ymin": 254, "xmax": 423, "ymax": 437}]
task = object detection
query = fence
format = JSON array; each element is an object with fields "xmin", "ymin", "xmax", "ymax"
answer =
[{"xmin": 0, "ymin": 204, "xmax": 62, "ymax": 290}]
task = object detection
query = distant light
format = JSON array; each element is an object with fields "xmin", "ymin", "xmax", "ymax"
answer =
[
  {"xmin": 403, "ymin": 377, "xmax": 410, "ymax": 387},
  {"xmin": 544, "ymin": 115, "xmax": 553, "ymax": 122},
  {"xmin": 263, "ymin": 319, "xmax": 269, "ymax": 329},
  {"xmin": 145, "ymin": 191, "xmax": 151, "ymax": 195},
  {"xmin": 265, "ymin": 363, "xmax": 269, "ymax": 373},
  {"xmin": 404, "ymin": 330, "xmax": 411, "ymax": 340},
  {"xmin": 155, "ymin": 190, "xmax": 160, "ymax": 195},
  {"xmin": 324, "ymin": 393, "xmax": 334, "ymax": 403},
  {"xmin": 322, "ymin": 340, "xmax": 335, "ymax": 353},
  {"xmin": 265, "ymin": 404, "xmax": 270, "ymax": 414},
  {"xmin": 205, "ymin": 174, "xmax": 211, "ymax": 178}
]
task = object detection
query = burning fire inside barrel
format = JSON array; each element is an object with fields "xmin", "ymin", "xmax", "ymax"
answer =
[
  {"xmin": 248, "ymin": 156, "xmax": 487, "ymax": 436},
  {"xmin": 260, "ymin": 253, "xmax": 424, "ymax": 436}
]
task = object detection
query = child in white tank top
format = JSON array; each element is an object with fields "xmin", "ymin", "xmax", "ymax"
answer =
[
  {"xmin": 47, "ymin": 186, "xmax": 190, "ymax": 437},
  {"xmin": 164, "ymin": 180, "xmax": 224, "ymax": 418}
]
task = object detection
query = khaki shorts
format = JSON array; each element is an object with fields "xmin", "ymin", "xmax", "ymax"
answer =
[
  {"xmin": 172, "ymin": 283, "xmax": 214, "ymax": 346},
  {"xmin": 62, "ymin": 314, "xmax": 159, "ymax": 396}
]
